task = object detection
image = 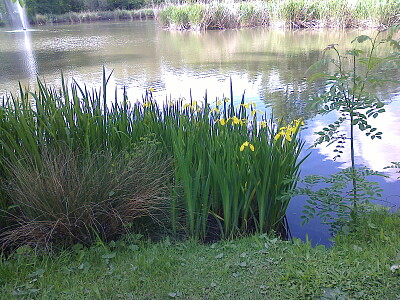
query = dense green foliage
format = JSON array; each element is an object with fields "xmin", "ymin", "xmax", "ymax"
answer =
[
  {"xmin": 1, "ymin": 210, "xmax": 400, "ymax": 298},
  {"xmin": 30, "ymin": 8, "xmax": 153, "ymax": 24},
  {"xmin": 0, "ymin": 74, "xmax": 304, "ymax": 248},
  {"xmin": 22, "ymin": 0, "xmax": 147, "ymax": 17},
  {"xmin": 0, "ymin": 1, "xmax": 7, "ymax": 26},
  {"xmin": 106, "ymin": 0, "xmax": 144, "ymax": 10},
  {"xmin": 25, "ymin": 0, "xmax": 84, "ymax": 15}
]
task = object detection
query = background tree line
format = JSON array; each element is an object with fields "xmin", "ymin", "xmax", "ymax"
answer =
[
  {"xmin": 3, "ymin": 0, "xmax": 153, "ymax": 16},
  {"xmin": 26, "ymin": 0, "xmax": 148, "ymax": 14}
]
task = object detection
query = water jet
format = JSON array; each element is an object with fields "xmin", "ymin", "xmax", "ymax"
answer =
[{"xmin": 4, "ymin": 0, "xmax": 28, "ymax": 31}]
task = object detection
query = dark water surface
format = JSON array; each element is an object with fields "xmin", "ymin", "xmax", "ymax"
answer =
[{"xmin": 1, "ymin": 20, "xmax": 399, "ymax": 245}]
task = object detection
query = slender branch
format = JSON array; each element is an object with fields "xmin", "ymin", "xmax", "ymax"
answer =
[{"xmin": 350, "ymin": 54, "xmax": 358, "ymax": 220}]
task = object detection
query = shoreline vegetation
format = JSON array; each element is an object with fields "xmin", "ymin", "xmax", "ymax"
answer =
[
  {"xmin": 157, "ymin": 0, "xmax": 400, "ymax": 30},
  {"xmin": 0, "ymin": 0, "xmax": 398, "ymax": 29},
  {"xmin": 0, "ymin": 74, "xmax": 304, "ymax": 250},
  {"xmin": 0, "ymin": 0, "xmax": 399, "ymax": 29}
]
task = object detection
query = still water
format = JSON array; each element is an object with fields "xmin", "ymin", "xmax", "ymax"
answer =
[{"xmin": 1, "ymin": 20, "xmax": 399, "ymax": 245}]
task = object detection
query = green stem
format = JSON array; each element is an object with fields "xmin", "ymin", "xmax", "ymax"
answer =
[{"xmin": 350, "ymin": 54, "xmax": 358, "ymax": 221}]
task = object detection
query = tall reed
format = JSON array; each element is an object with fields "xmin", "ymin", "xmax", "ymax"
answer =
[
  {"xmin": 267, "ymin": 0, "xmax": 400, "ymax": 28},
  {"xmin": 157, "ymin": 2, "xmax": 269, "ymax": 30},
  {"xmin": 158, "ymin": 0, "xmax": 400, "ymax": 30}
]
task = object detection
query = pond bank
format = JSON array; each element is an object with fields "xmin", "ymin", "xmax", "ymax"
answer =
[
  {"xmin": 4, "ymin": 0, "xmax": 398, "ymax": 29},
  {"xmin": 1, "ymin": 210, "xmax": 399, "ymax": 298}
]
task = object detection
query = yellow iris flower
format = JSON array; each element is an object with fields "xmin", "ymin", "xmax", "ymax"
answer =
[
  {"xmin": 183, "ymin": 101, "xmax": 200, "ymax": 111},
  {"xmin": 251, "ymin": 109, "xmax": 263, "ymax": 116},
  {"xmin": 240, "ymin": 141, "xmax": 255, "ymax": 152},
  {"xmin": 274, "ymin": 118, "xmax": 304, "ymax": 141},
  {"xmin": 215, "ymin": 117, "xmax": 247, "ymax": 126},
  {"xmin": 232, "ymin": 116, "xmax": 240, "ymax": 125}
]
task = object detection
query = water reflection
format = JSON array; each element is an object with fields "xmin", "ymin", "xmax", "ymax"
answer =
[
  {"xmin": 305, "ymin": 97, "xmax": 400, "ymax": 182},
  {"xmin": 0, "ymin": 29, "xmax": 38, "ymax": 94},
  {"xmin": 21, "ymin": 30, "xmax": 38, "ymax": 79}
]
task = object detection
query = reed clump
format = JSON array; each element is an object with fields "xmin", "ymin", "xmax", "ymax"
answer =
[
  {"xmin": 267, "ymin": 0, "xmax": 400, "ymax": 28},
  {"xmin": 0, "ymin": 73, "xmax": 305, "ymax": 248},
  {"xmin": 157, "ymin": 2, "xmax": 269, "ymax": 30},
  {"xmin": 158, "ymin": 0, "xmax": 400, "ymax": 30}
]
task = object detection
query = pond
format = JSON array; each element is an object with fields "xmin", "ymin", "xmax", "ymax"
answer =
[{"xmin": 1, "ymin": 20, "xmax": 399, "ymax": 245}]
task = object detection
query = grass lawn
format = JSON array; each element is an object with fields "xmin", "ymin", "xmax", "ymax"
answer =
[{"xmin": 1, "ymin": 210, "xmax": 400, "ymax": 299}]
